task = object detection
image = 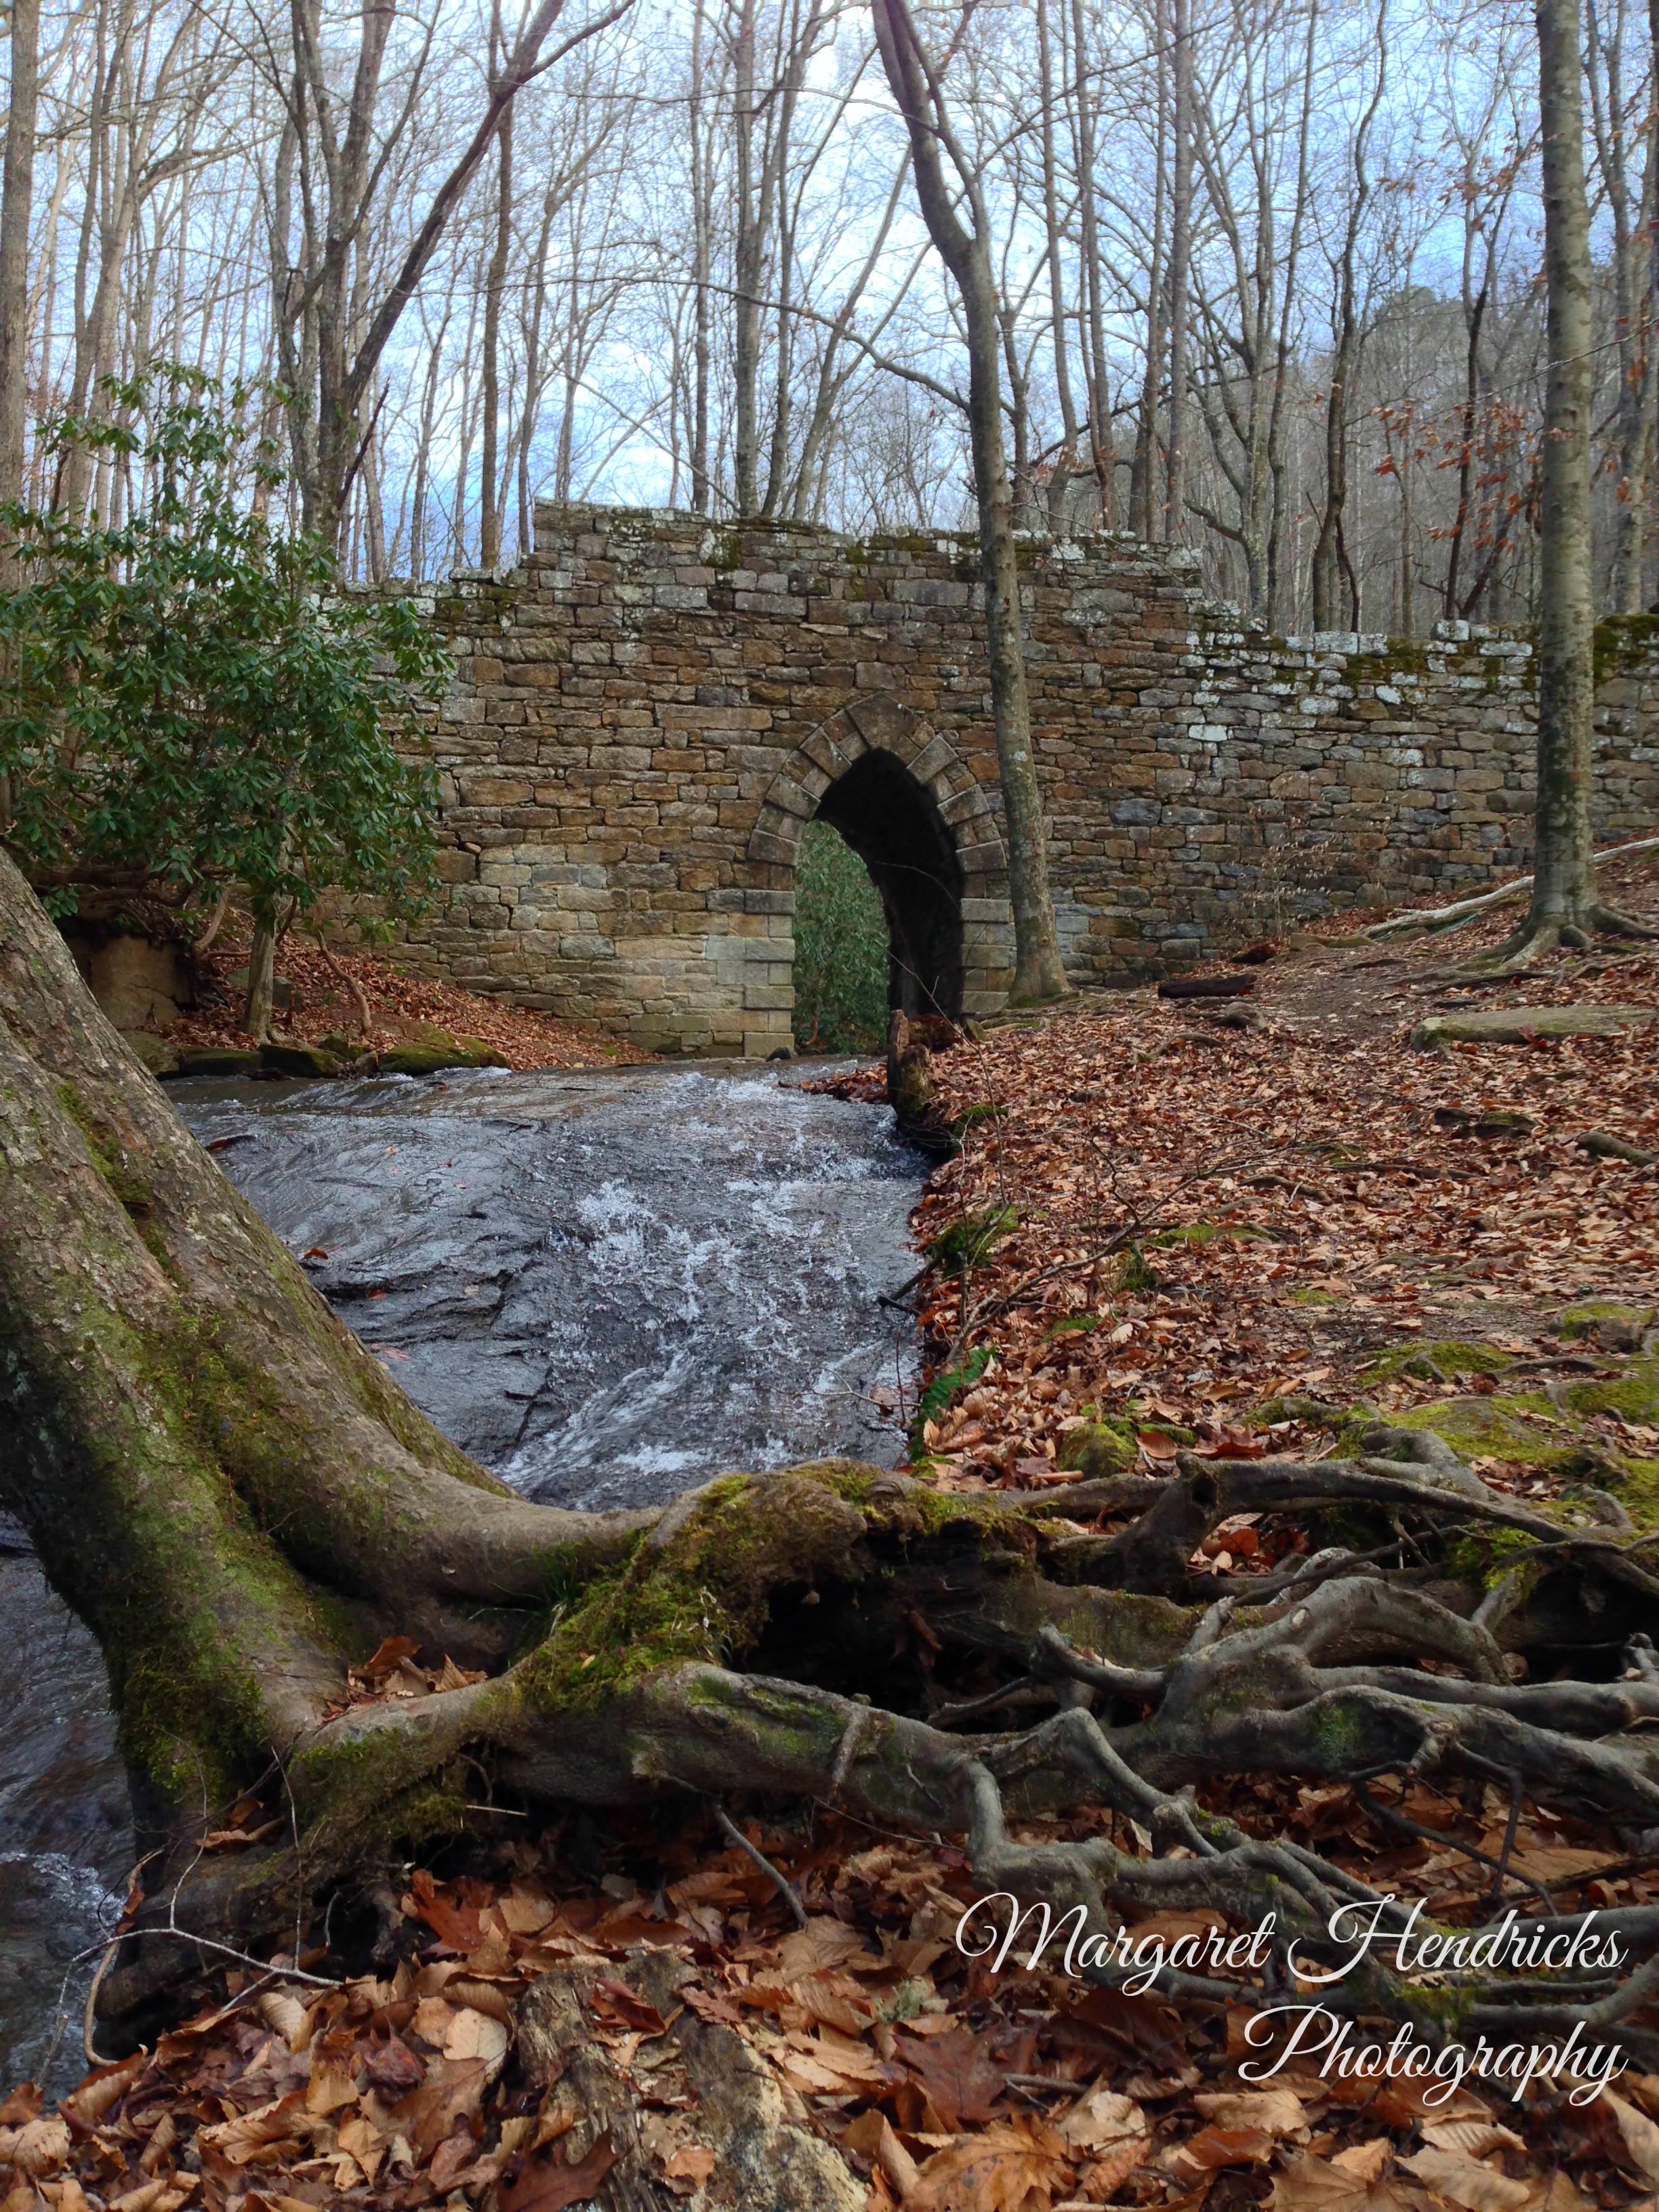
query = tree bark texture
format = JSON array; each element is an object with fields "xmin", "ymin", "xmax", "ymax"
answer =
[
  {"xmin": 870, "ymin": 0, "xmax": 1069, "ymax": 1004},
  {"xmin": 0, "ymin": 0, "xmax": 41, "ymax": 556},
  {"xmin": 5, "ymin": 850, "xmax": 1659, "ymax": 2062},
  {"xmin": 1515, "ymin": 0, "xmax": 1624, "ymax": 956}
]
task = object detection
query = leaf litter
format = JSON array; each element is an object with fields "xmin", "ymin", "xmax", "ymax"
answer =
[{"xmin": 6, "ymin": 863, "xmax": 1659, "ymax": 2211}]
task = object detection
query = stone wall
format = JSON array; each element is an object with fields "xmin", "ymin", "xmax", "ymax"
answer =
[{"xmin": 385, "ymin": 501, "xmax": 1659, "ymax": 1054}]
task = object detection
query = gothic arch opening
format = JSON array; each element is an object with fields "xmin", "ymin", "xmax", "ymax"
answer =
[{"xmin": 814, "ymin": 751, "xmax": 964, "ymax": 1021}]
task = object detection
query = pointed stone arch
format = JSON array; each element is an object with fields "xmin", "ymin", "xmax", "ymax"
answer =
[{"xmin": 747, "ymin": 697, "xmax": 1014, "ymax": 1021}]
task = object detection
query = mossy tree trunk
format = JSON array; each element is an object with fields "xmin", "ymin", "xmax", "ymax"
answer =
[{"xmin": 4, "ymin": 847, "xmax": 1658, "ymax": 2056}]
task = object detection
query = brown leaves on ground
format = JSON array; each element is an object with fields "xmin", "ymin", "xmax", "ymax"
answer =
[
  {"xmin": 163, "ymin": 931, "xmax": 649, "ymax": 1071},
  {"xmin": 7, "ymin": 1814, "xmax": 1654, "ymax": 2212},
  {"xmin": 825, "ymin": 857, "xmax": 1659, "ymax": 1511}
]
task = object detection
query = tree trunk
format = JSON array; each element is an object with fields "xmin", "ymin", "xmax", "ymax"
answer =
[
  {"xmin": 871, "ymin": 0, "xmax": 1069, "ymax": 1004},
  {"xmin": 0, "ymin": 0, "xmax": 41, "ymax": 564},
  {"xmin": 480, "ymin": 100, "xmax": 514, "ymax": 570},
  {"xmin": 1520, "ymin": 0, "xmax": 1612, "ymax": 950},
  {"xmin": 241, "ymin": 895, "xmax": 279, "ymax": 1043},
  {"xmin": 5, "ymin": 847, "xmax": 1659, "ymax": 2055},
  {"xmin": 1164, "ymin": 0, "xmax": 1192, "ymax": 544}
]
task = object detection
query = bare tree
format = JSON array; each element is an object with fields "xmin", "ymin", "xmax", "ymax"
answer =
[
  {"xmin": 0, "ymin": 0, "xmax": 40, "ymax": 562},
  {"xmin": 274, "ymin": 0, "xmax": 632, "ymax": 550},
  {"xmin": 872, "ymin": 0, "xmax": 1069, "ymax": 1006},
  {"xmin": 1475, "ymin": 0, "xmax": 1654, "ymax": 966}
]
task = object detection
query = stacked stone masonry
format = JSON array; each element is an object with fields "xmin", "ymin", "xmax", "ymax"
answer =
[{"xmin": 386, "ymin": 501, "xmax": 1659, "ymax": 1055}]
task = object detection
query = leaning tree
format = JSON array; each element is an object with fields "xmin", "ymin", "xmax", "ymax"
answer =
[{"xmin": 3, "ymin": 848, "xmax": 1658, "ymax": 2057}]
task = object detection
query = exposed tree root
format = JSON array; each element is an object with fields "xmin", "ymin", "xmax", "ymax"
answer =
[
  {"xmin": 3, "ymin": 843, "xmax": 1656, "ymax": 2087},
  {"xmin": 1359, "ymin": 836, "xmax": 1659, "ymax": 943},
  {"xmin": 1427, "ymin": 902, "xmax": 1659, "ymax": 980}
]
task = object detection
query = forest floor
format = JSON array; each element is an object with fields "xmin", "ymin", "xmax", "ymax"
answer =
[
  {"xmin": 6, "ymin": 859, "xmax": 1659, "ymax": 2212},
  {"xmin": 165, "ymin": 928, "xmax": 653, "ymax": 1071},
  {"xmin": 887, "ymin": 844, "xmax": 1659, "ymax": 1508}
]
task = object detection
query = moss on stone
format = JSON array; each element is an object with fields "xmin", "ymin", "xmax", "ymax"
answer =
[
  {"xmin": 1562, "ymin": 1360, "xmax": 1659, "ymax": 1424},
  {"xmin": 1373, "ymin": 1390, "xmax": 1577, "ymax": 1467},
  {"xmin": 1359, "ymin": 1340, "xmax": 1513, "ymax": 1386},
  {"xmin": 1290, "ymin": 1287, "xmax": 1343, "ymax": 1307},
  {"xmin": 1556, "ymin": 1303, "xmax": 1656, "ymax": 1343},
  {"xmin": 1593, "ymin": 611, "xmax": 1659, "ymax": 682},
  {"xmin": 1057, "ymin": 1420, "xmax": 1139, "ymax": 1477}
]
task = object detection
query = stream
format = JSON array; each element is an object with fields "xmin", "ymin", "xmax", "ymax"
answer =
[{"xmin": 1, "ymin": 1061, "xmax": 924, "ymax": 2089}]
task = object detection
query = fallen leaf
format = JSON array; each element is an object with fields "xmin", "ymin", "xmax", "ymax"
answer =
[
  {"xmin": 397, "ymin": 2053, "xmax": 487, "ymax": 2159},
  {"xmin": 906, "ymin": 2119, "xmax": 1072, "ymax": 2211},
  {"xmin": 1271, "ymin": 2152, "xmax": 1427, "ymax": 2211},
  {"xmin": 1420, "ymin": 2121, "xmax": 1525, "ymax": 2159},
  {"xmin": 254, "ymin": 1990, "xmax": 307, "ymax": 2049},
  {"xmin": 62, "ymin": 2051, "xmax": 145, "ymax": 2127},
  {"xmin": 304, "ymin": 2055, "xmax": 358, "ymax": 2114},
  {"xmin": 1605, "ymin": 2092, "xmax": 1659, "ymax": 2184},
  {"xmin": 1057, "ymin": 2089, "xmax": 1148, "ymax": 2156},
  {"xmin": 777, "ymin": 1917, "xmax": 882, "ymax": 1978},
  {"xmin": 337, "ymin": 2112, "xmax": 389, "ymax": 2184},
  {"xmin": 663, "ymin": 2144, "xmax": 718, "ymax": 2185},
  {"xmin": 498, "ymin": 2133, "xmax": 619, "ymax": 2211},
  {"xmin": 1332, "ymin": 2143, "xmax": 1395, "ymax": 2183},
  {"xmin": 843, "ymin": 2110, "xmax": 922, "ymax": 2198},
  {"xmin": 359, "ymin": 1634, "xmax": 421, "ymax": 1682},
  {"xmin": 443, "ymin": 2005, "xmax": 511, "ymax": 2074},
  {"xmin": 898, "ymin": 2026, "xmax": 1007, "ymax": 2131},
  {"xmin": 362, "ymin": 2033, "xmax": 425, "ymax": 2096},
  {"xmin": 1166, "ymin": 2124, "xmax": 1277, "ymax": 2176},
  {"xmin": 1193, "ymin": 2087, "xmax": 1308, "ymax": 2140},
  {"xmin": 6, "ymin": 2116, "xmax": 71, "ymax": 2174},
  {"xmin": 197, "ymin": 2091, "xmax": 308, "ymax": 2167},
  {"xmin": 406, "ymin": 1868, "xmax": 485, "ymax": 1951},
  {"xmin": 1399, "ymin": 2146, "xmax": 1536, "ymax": 2210},
  {"xmin": 591, "ymin": 1978, "xmax": 669, "ymax": 2036}
]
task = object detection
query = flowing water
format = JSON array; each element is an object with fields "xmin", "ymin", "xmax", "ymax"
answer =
[{"xmin": 1, "ymin": 1061, "xmax": 924, "ymax": 2089}]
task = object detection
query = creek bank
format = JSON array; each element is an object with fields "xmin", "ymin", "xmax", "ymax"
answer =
[{"xmin": 2, "ymin": 1061, "xmax": 927, "ymax": 2086}]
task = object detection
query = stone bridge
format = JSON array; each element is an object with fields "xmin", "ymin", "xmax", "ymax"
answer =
[{"xmin": 383, "ymin": 502, "xmax": 1659, "ymax": 1056}]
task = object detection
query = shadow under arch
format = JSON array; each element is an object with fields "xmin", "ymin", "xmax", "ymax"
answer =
[{"xmin": 747, "ymin": 698, "xmax": 1009, "ymax": 1023}]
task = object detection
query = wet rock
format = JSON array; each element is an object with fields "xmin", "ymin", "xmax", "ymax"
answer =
[
  {"xmin": 260, "ymin": 1042, "xmax": 341, "ymax": 1078},
  {"xmin": 175, "ymin": 1047, "xmax": 262, "ymax": 1078},
  {"xmin": 120, "ymin": 1030, "xmax": 179, "ymax": 1078},
  {"xmin": 179, "ymin": 1065, "xmax": 925, "ymax": 1509},
  {"xmin": 379, "ymin": 1030, "xmax": 512, "ymax": 1076}
]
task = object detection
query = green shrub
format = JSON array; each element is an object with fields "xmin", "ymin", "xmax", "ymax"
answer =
[
  {"xmin": 0, "ymin": 365, "xmax": 449, "ymax": 929},
  {"xmin": 792, "ymin": 820, "xmax": 890, "ymax": 1053}
]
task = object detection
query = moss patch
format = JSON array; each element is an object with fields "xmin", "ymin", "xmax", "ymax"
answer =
[
  {"xmin": 1561, "ymin": 1360, "xmax": 1659, "ymax": 1424},
  {"xmin": 1375, "ymin": 1391, "xmax": 1578, "ymax": 1467},
  {"xmin": 1057, "ymin": 1419, "xmax": 1139, "ymax": 1477},
  {"xmin": 1359, "ymin": 1340, "xmax": 1513, "ymax": 1386},
  {"xmin": 1147, "ymin": 1221, "xmax": 1274, "ymax": 1248},
  {"xmin": 926, "ymin": 1205, "xmax": 1018, "ymax": 1269},
  {"xmin": 516, "ymin": 1469, "xmax": 871, "ymax": 1712}
]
